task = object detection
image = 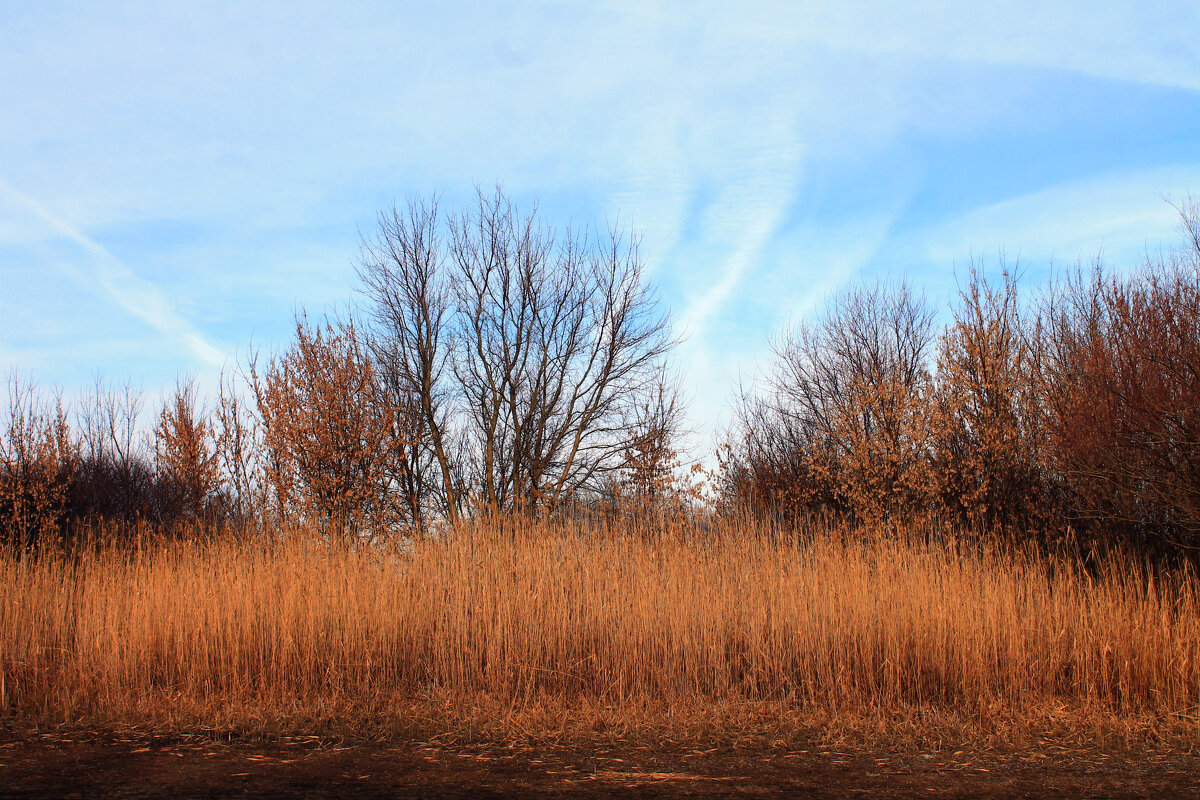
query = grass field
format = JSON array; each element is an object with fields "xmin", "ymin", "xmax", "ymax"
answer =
[{"xmin": 2, "ymin": 518, "xmax": 1198, "ymax": 748}]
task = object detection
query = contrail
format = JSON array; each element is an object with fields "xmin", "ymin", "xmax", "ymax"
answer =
[
  {"xmin": 679, "ymin": 214, "xmax": 780, "ymax": 340},
  {"xmin": 678, "ymin": 178, "xmax": 795, "ymax": 342},
  {"xmin": 0, "ymin": 177, "xmax": 225, "ymax": 367}
]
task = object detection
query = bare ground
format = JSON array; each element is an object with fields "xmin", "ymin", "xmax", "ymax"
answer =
[{"xmin": 2, "ymin": 735, "xmax": 1199, "ymax": 799}]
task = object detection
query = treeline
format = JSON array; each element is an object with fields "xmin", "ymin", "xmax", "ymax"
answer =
[
  {"xmin": 0, "ymin": 373, "xmax": 244, "ymax": 547},
  {"xmin": 3, "ymin": 190, "xmax": 1199, "ymax": 556},
  {"xmin": 722, "ymin": 199, "xmax": 1200, "ymax": 554},
  {"xmin": 0, "ymin": 189, "xmax": 691, "ymax": 547}
]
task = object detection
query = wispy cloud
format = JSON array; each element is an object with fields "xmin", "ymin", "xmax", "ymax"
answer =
[
  {"xmin": 677, "ymin": 108, "xmax": 805, "ymax": 340},
  {"xmin": 0, "ymin": 177, "xmax": 225, "ymax": 368},
  {"xmin": 2, "ymin": 0, "xmax": 1198, "ymax": 438},
  {"xmin": 678, "ymin": 200, "xmax": 790, "ymax": 341},
  {"xmin": 925, "ymin": 165, "xmax": 1200, "ymax": 269},
  {"xmin": 729, "ymin": 0, "xmax": 1200, "ymax": 91}
]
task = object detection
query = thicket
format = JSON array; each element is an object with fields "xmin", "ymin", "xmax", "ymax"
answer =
[
  {"xmin": 0, "ymin": 189, "xmax": 689, "ymax": 547},
  {"xmin": 3, "ymin": 194, "xmax": 1200, "ymax": 558},
  {"xmin": 0, "ymin": 373, "xmax": 237, "ymax": 548},
  {"xmin": 721, "ymin": 199, "xmax": 1200, "ymax": 555}
]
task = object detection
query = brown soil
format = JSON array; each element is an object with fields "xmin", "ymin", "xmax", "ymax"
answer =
[{"xmin": 1, "ymin": 736, "xmax": 1198, "ymax": 799}]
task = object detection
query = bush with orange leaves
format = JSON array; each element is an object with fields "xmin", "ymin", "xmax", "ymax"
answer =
[
  {"xmin": 721, "ymin": 270, "xmax": 1058, "ymax": 538},
  {"xmin": 0, "ymin": 374, "xmax": 76, "ymax": 549},
  {"xmin": 153, "ymin": 376, "xmax": 220, "ymax": 523},
  {"xmin": 604, "ymin": 374, "xmax": 706, "ymax": 524},
  {"xmin": 930, "ymin": 267, "xmax": 1047, "ymax": 535},
  {"xmin": 721, "ymin": 281, "xmax": 937, "ymax": 526},
  {"xmin": 250, "ymin": 316, "xmax": 421, "ymax": 542},
  {"xmin": 722, "ymin": 200, "xmax": 1200, "ymax": 556},
  {"xmin": 1034, "ymin": 207, "xmax": 1200, "ymax": 550}
]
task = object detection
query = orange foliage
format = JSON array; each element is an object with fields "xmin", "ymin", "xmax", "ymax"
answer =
[
  {"xmin": 1036, "ymin": 243, "xmax": 1200, "ymax": 548},
  {"xmin": 153, "ymin": 376, "xmax": 219, "ymax": 522},
  {"xmin": 931, "ymin": 267, "xmax": 1045, "ymax": 533},
  {"xmin": 0, "ymin": 374, "xmax": 76, "ymax": 548},
  {"xmin": 251, "ymin": 316, "xmax": 421, "ymax": 541}
]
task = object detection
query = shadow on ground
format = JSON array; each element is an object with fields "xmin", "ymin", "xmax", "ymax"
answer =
[{"xmin": 2, "ymin": 737, "xmax": 1198, "ymax": 799}]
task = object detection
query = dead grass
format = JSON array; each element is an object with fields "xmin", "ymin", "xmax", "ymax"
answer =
[{"xmin": 2, "ymin": 518, "xmax": 1198, "ymax": 747}]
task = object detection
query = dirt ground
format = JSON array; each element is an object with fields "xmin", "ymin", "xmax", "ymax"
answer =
[{"xmin": 2, "ymin": 736, "xmax": 1199, "ymax": 799}]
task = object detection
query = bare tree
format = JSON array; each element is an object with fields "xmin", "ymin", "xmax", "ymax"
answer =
[
  {"xmin": 721, "ymin": 281, "xmax": 936, "ymax": 522},
  {"xmin": 356, "ymin": 187, "xmax": 679, "ymax": 520},
  {"xmin": 356, "ymin": 196, "xmax": 461, "ymax": 526},
  {"xmin": 214, "ymin": 367, "xmax": 267, "ymax": 524},
  {"xmin": 76, "ymin": 375, "xmax": 144, "ymax": 470},
  {"xmin": 72, "ymin": 376, "xmax": 154, "ymax": 521}
]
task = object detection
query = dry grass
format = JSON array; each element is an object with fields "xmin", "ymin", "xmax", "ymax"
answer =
[{"xmin": 2, "ymin": 518, "xmax": 1198, "ymax": 746}]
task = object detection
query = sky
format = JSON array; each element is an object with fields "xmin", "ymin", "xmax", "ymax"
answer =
[{"xmin": 3, "ymin": 0, "xmax": 1200, "ymax": 454}]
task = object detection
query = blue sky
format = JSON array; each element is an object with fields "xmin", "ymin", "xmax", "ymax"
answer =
[{"xmin": 3, "ymin": 0, "xmax": 1199, "ymax": 450}]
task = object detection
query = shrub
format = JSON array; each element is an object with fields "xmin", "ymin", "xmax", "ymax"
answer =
[
  {"xmin": 0, "ymin": 374, "xmax": 76, "ymax": 549},
  {"xmin": 251, "ymin": 315, "xmax": 421, "ymax": 541}
]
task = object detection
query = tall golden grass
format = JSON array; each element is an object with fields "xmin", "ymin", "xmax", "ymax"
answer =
[{"xmin": 2, "ymin": 518, "xmax": 1198, "ymax": 744}]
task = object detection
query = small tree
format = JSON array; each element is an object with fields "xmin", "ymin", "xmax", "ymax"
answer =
[
  {"xmin": 609, "ymin": 373, "xmax": 697, "ymax": 518},
  {"xmin": 718, "ymin": 389, "xmax": 834, "ymax": 522},
  {"xmin": 251, "ymin": 316, "xmax": 420, "ymax": 541},
  {"xmin": 153, "ymin": 376, "xmax": 219, "ymax": 522},
  {"xmin": 726, "ymin": 281, "xmax": 936, "ymax": 523},
  {"xmin": 931, "ymin": 266, "xmax": 1044, "ymax": 533},
  {"xmin": 213, "ymin": 367, "xmax": 267, "ymax": 525},
  {"xmin": 0, "ymin": 374, "xmax": 76, "ymax": 549},
  {"xmin": 71, "ymin": 376, "xmax": 154, "ymax": 524}
]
